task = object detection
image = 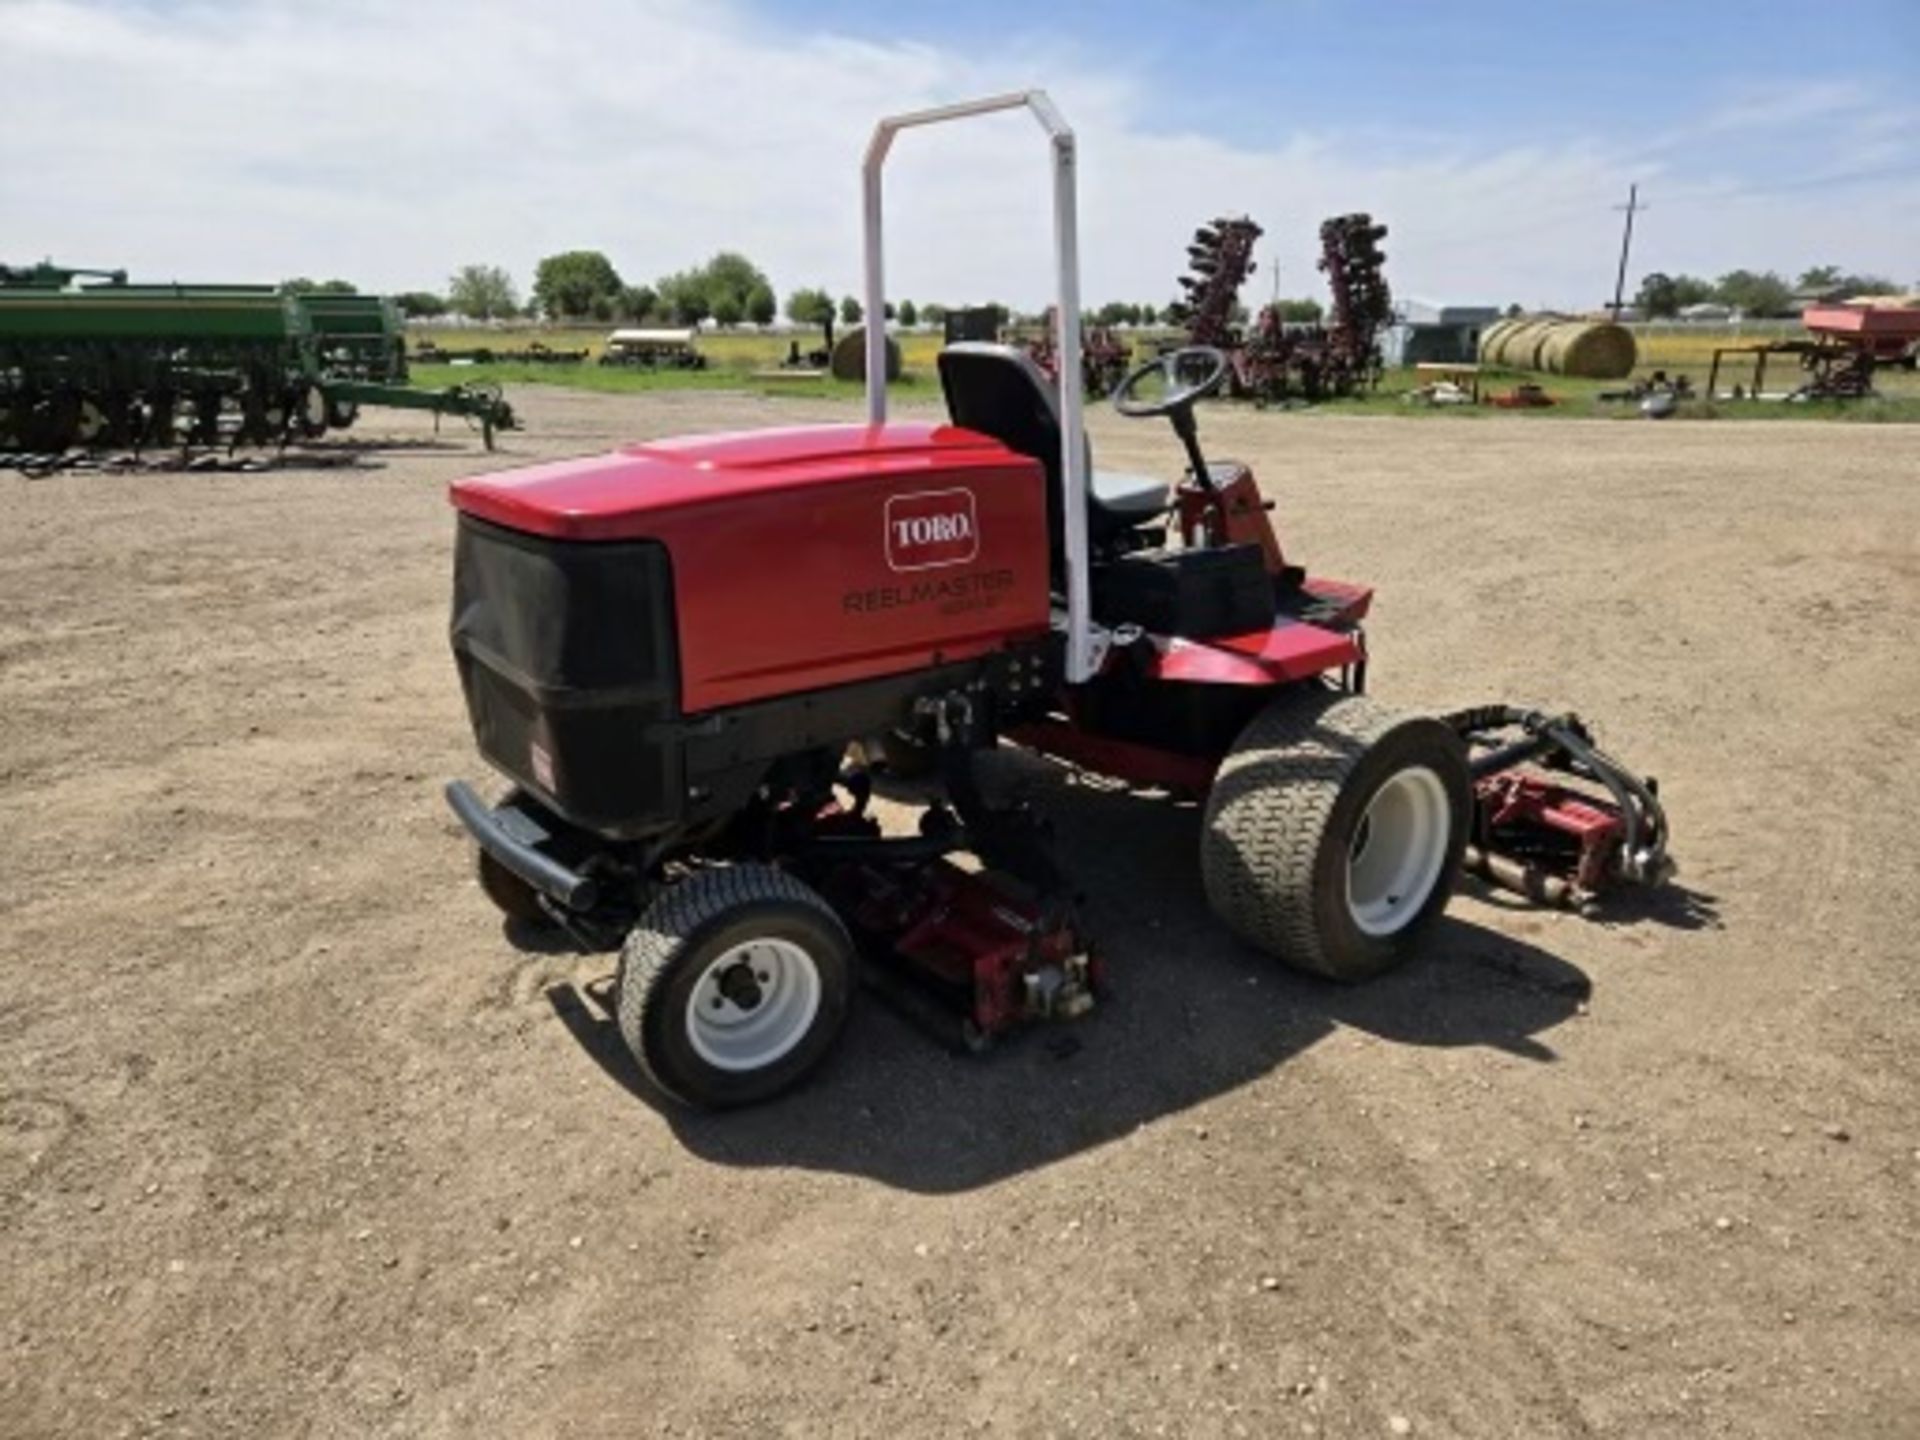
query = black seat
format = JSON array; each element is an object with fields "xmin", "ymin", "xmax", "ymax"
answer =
[{"xmin": 937, "ymin": 344, "xmax": 1168, "ymax": 571}]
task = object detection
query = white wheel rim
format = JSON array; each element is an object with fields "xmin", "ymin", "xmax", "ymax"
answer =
[
  {"xmin": 1346, "ymin": 766, "xmax": 1451, "ymax": 938},
  {"xmin": 685, "ymin": 937, "xmax": 821, "ymax": 1072}
]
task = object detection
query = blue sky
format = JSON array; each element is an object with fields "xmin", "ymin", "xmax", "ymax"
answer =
[
  {"xmin": 5, "ymin": 0, "xmax": 1916, "ymax": 309},
  {"xmin": 780, "ymin": 0, "xmax": 1918, "ymax": 144},
  {"xmin": 788, "ymin": 2, "xmax": 1915, "ymax": 108}
]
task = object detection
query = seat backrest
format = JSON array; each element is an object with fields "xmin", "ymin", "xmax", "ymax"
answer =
[{"xmin": 937, "ymin": 342, "xmax": 1120, "ymax": 576}]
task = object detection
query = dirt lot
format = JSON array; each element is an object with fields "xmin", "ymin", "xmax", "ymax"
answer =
[{"xmin": 4, "ymin": 389, "xmax": 1917, "ymax": 1438}]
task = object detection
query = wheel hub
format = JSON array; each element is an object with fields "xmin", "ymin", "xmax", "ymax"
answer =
[
  {"xmin": 715, "ymin": 960, "xmax": 765, "ymax": 1011},
  {"xmin": 686, "ymin": 938, "xmax": 821, "ymax": 1072},
  {"xmin": 1346, "ymin": 766, "xmax": 1451, "ymax": 938}
]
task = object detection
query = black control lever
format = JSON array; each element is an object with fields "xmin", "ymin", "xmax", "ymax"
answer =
[{"xmin": 1168, "ymin": 403, "xmax": 1213, "ymax": 492}]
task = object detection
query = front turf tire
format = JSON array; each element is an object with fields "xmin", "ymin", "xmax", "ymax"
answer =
[
  {"xmin": 1200, "ymin": 690, "xmax": 1470, "ymax": 981},
  {"xmin": 615, "ymin": 864, "xmax": 854, "ymax": 1109}
]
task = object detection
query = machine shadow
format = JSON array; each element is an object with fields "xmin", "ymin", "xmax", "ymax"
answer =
[
  {"xmin": 1460, "ymin": 875, "xmax": 1721, "ymax": 932},
  {"xmin": 545, "ymin": 752, "xmax": 1594, "ymax": 1195},
  {"xmin": 1595, "ymin": 881, "xmax": 1721, "ymax": 931}
]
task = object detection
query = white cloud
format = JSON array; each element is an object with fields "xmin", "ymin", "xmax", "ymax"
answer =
[
  {"xmin": 4, "ymin": 0, "xmax": 1914, "ymax": 309},
  {"xmin": 1702, "ymin": 79, "xmax": 1876, "ymax": 133}
]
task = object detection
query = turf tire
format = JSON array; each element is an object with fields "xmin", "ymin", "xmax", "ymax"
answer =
[
  {"xmin": 616, "ymin": 864, "xmax": 854, "ymax": 1109},
  {"xmin": 1200, "ymin": 689, "xmax": 1470, "ymax": 980}
]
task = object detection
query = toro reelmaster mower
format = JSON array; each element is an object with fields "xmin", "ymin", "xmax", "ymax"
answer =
[{"xmin": 444, "ymin": 93, "xmax": 1672, "ymax": 1109}]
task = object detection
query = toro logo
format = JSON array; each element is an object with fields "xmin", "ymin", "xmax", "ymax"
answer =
[{"xmin": 885, "ymin": 487, "xmax": 979, "ymax": 572}]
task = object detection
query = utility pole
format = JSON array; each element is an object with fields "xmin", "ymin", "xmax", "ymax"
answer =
[{"xmin": 1610, "ymin": 183, "xmax": 1646, "ymax": 319}]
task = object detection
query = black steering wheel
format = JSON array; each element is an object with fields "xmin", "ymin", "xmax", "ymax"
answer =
[{"xmin": 1112, "ymin": 345, "xmax": 1229, "ymax": 418}]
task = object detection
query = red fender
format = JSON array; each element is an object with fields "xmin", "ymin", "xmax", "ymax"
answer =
[
  {"xmin": 1130, "ymin": 577, "xmax": 1372, "ymax": 687},
  {"xmin": 1138, "ymin": 624, "xmax": 1360, "ymax": 685}
]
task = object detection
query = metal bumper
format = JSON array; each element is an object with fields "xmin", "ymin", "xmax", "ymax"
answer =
[{"xmin": 445, "ymin": 781, "xmax": 598, "ymax": 911}]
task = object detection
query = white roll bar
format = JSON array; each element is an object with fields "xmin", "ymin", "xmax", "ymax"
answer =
[{"xmin": 862, "ymin": 90, "xmax": 1094, "ymax": 684}]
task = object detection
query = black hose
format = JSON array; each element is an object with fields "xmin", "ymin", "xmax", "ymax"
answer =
[{"xmin": 1441, "ymin": 703, "xmax": 1558, "ymax": 736}]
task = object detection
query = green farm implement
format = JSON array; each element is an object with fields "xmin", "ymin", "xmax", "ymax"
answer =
[{"xmin": 0, "ymin": 267, "xmax": 514, "ymax": 453}]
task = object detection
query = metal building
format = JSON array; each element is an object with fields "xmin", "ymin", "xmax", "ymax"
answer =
[{"xmin": 1380, "ymin": 300, "xmax": 1501, "ymax": 367}]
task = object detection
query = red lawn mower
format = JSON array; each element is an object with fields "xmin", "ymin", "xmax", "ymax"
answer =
[{"xmin": 445, "ymin": 93, "xmax": 1671, "ymax": 1108}]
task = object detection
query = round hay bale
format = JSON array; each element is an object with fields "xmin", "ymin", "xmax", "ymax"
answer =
[
  {"xmin": 1553, "ymin": 321, "xmax": 1636, "ymax": 379},
  {"xmin": 1524, "ymin": 321, "xmax": 1560, "ymax": 370},
  {"xmin": 1538, "ymin": 328, "xmax": 1574, "ymax": 373},
  {"xmin": 1477, "ymin": 318, "xmax": 1517, "ymax": 363},
  {"xmin": 1491, "ymin": 317, "xmax": 1553, "ymax": 370},
  {"xmin": 1503, "ymin": 318, "xmax": 1553, "ymax": 368},
  {"xmin": 829, "ymin": 327, "xmax": 902, "ymax": 383},
  {"xmin": 1489, "ymin": 320, "xmax": 1528, "ymax": 366}
]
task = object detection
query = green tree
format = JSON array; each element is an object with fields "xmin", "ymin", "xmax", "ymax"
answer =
[
  {"xmin": 393, "ymin": 291, "xmax": 447, "ymax": 319},
  {"xmin": 1843, "ymin": 273, "xmax": 1896, "ymax": 296},
  {"xmin": 281, "ymin": 277, "xmax": 356, "ymax": 295},
  {"xmin": 920, "ymin": 302, "xmax": 947, "ymax": 327},
  {"xmin": 1713, "ymin": 269, "xmax": 1793, "ymax": 317},
  {"xmin": 447, "ymin": 263, "xmax": 518, "ymax": 321},
  {"xmin": 1637, "ymin": 272, "xmax": 1716, "ymax": 317},
  {"xmin": 711, "ymin": 292, "xmax": 744, "ymax": 328},
  {"xmin": 787, "ymin": 286, "xmax": 837, "ymax": 348},
  {"xmin": 1635, "ymin": 272, "xmax": 1681, "ymax": 319},
  {"xmin": 1141, "ymin": 304, "xmax": 1158, "ymax": 326},
  {"xmin": 696, "ymin": 251, "xmax": 771, "ymax": 319},
  {"xmin": 1669, "ymin": 275, "xmax": 1715, "ymax": 309},
  {"xmin": 745, "ymin": 282, "xmax": 777, "ymax": 327},
  {"xmin": 533, "ymin": 250, "xmax": 623, "ymax": 320},
  {"xmin": 1273, "ymin": 297, "xmax": 1323, "ymax": 323},
  {"xmin": 655, "ymin": 271, "xmax": 711, "ymax": 326},
  {"xmin": 1805, "ymin": 269, "xmax": 1897, "ymax": 297},
  {"xmin": 618, "ymin": 285, "xmax": 657, "ymax": 323},
  {"xmin": 897, "ymin": 299, "xmax": 919, "ymax": 327},
  {"xmin": 840, "ymin": 295, "xmax": 863, "ymax": 325}
]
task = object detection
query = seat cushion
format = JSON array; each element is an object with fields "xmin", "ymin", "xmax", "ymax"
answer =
[{"xmin": 1091, "ymin": 469, "xmax": 1170, "ymax": 517}]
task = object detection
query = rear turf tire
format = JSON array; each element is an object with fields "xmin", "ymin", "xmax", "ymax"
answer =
[
  {"xmin": 616, "ymin": 865, "xmax": 854, "ymax": 1109},
  {"xmin": 1200, "ymin": 690, "xmax": 1470, "ymax": 980}
]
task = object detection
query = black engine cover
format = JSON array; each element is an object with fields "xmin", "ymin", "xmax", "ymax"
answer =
[{"xmin": 451, "ymin": 515, "xmax": 682, "ymax": 837}]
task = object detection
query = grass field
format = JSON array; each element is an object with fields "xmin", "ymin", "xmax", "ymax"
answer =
[{"xmin": 405, "ymin": 323, "xmax": 1920, "ymax": 422}]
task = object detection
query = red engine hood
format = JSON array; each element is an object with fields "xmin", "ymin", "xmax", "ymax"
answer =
[{"xmin": 449, "ymin": 422, "xmax": 1019, "ymax": 540}]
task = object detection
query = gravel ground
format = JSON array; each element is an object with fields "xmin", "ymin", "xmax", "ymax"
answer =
[{"xmin": 3, "ymin": 388, "xmax": 1917, "ymax": 1438}]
